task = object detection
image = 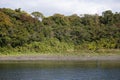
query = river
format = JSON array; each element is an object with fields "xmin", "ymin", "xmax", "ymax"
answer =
[{"xmin": 0, "ymin": 60, "xmax": 120, "ymax": 80}]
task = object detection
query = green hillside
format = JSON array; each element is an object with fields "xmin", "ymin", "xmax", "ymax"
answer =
[{"xmin": 0, "ymin": 8, "xmax": 120, "ymax": 55}]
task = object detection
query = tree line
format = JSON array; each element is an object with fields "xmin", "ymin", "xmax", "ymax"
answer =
[{"xmin": 0, "ymin": 8, "xmax": 120, "ymax": 54}]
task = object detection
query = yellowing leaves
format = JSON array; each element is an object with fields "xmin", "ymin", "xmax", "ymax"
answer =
[{"xmin": 0, "ymin": 11, "xmax": 13, "ymax": 27}]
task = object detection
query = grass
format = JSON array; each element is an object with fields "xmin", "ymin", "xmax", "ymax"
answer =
[{"xmin": 0, "ymin": 49, "xmax": 120, "ymax": 57}]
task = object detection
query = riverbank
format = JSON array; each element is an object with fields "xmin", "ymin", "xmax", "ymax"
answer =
[
  {"xmin": 0, "ymin": 55, "xmax": 120, "ymax": 61},
  {"xmin": 0, "ymin": 49, "xmax": 120, "ymax": 61}
]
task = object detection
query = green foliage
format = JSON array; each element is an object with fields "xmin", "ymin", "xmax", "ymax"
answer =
[
  {"xmin": 31, "ymin": 11, "xmax": 44, "ymax": 20},
  {"xmin": 68, "ymin": 14, "xmax": 82, "ymax": 26},
  {"xmin": 22, "ymin": 38, "xmax": 74, "ymax": 53},
  {"xmin": 97, "ymin": 38, "xmax": 119, "ymax": 49},
  {"xmin": 102, "ymin": 10, "xmax": 113, "ymax": 24},
  {"xmin": 0, "ymin": 8, "xmax": 120, "ymax": 55},
  {"xmin": 88, "ymin": 42, "xmax": 98, "ymax": 51}
]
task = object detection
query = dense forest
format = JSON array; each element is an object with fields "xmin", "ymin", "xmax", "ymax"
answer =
[{"xmin": 0, "ymin": 8, "xmax": 120, "ymax": 54}]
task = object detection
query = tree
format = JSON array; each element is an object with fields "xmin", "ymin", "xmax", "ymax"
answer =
[
  {"xmin": 68, "ymin": 14, "xmax": 82, "ymax": 26},
  {"xmin": 52, "ymin": 14, "xmax": 69, "ymax": 26},
  {"xmin": 102, "ymin": 10, "xmax": 113, "ymax": 24},
  {"xmin": 0, "ymin": 7, "xmax": 120, "ymax": 53},
  {"xmin": 31, "ymin": 11, "xmax": 44, "ymax": 21},
  {"xmin": 15, "ymin": 8, "xmax": 21, "ymax": 12}
]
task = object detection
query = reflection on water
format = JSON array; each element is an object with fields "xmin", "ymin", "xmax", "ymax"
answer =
[{"xmin": 0, "ymin": 60, "xmax": 120, "ymax": 80}]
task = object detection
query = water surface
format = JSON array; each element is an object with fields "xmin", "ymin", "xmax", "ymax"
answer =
[{"xmin": 0, "ymin": 61, "xmax": 120, "ymax": 80}]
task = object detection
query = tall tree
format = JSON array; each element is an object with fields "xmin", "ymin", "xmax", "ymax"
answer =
[
  {"xmin": 31, "ymin": 11, "xmax": 44, "ymax": 21},
  {"xmin": 102, "ymin": 10, "xmax": 113, "ymax": 24}
]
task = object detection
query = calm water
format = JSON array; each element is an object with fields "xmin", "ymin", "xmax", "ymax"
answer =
[{"xmin": 0, "ymin": 61, "xmax": 120, "ymax": 80}]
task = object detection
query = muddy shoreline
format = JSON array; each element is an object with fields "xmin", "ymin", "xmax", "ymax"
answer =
[{"xmin": 0, "ymin": 55, "xmax": 120, "ymax": 61}]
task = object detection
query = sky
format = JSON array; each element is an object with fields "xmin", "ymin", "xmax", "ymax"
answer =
[{"xmin": 0, "ymin": 0, "xmax": 120, "ymax": 16}]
